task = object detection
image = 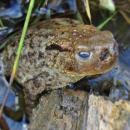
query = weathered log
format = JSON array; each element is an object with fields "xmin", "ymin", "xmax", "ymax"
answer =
[
  {"xmin": 29, "ymin": 89, "xmax": 88, "ymax": 130},
  {"xmin": 29, "ymin": 89, "xmax": 130, "ymax": 130}
]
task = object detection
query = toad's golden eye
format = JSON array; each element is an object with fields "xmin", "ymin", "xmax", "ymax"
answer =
[{"xmin": 76, "ymin": 51, "xmax": 92, "ymax": 61}]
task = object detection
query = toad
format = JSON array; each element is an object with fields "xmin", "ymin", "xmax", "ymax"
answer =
[{"xmin": 0, "ymin": 18, "xmax": 118, "ymax": 116}]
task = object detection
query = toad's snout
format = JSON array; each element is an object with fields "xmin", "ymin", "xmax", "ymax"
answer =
[
  {"xmin": 99, "ymin": 42, "xmax": 118, "ymax": 62},
  {"xmin": 99, "ymin": 48, "xmax": 110, "ymax": 61}
]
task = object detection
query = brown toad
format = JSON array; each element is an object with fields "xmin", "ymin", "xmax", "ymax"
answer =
[{"xmin": 0, "ymin": 18, "xmax": 118, "ymax": 113}]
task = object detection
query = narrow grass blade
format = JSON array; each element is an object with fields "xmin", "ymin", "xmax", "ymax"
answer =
[
  {"xmin": 97, "ymin": 11, "xmax": 117, "ymax": 30},
  {"xmin": 84, "ymin": 0, "xmax": 92, "ymax": 24},
  {"xmin": 0, "ymin": 19, "xmax": 4, "ymax": 27},
  {"xmin": 120, "ymin": 11, "xmax": 130, "ymax": 24}
]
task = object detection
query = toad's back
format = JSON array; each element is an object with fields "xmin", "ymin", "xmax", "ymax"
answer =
[{"xmin": 0, "ymin": 18, "xmax": 118, "ymax": 113}]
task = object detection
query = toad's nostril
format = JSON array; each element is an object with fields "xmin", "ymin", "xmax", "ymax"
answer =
[{"xmin": 100, "ymin": 49, "xmax": 110, "ymax": 61}]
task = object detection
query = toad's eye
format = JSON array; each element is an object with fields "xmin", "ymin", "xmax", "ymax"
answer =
[{"xmin": 78, "ymin": 52, "xmax": 91, "ymax": 60}]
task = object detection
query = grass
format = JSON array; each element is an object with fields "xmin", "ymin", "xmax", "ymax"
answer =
[
  {"xmin": 83, "ymin": 0, "xmax": 117, "ymax": 29},
  {"xmin": 97, "ymin": 11, "xmax": 117, "ymax": 29},
  {"xmin": 84, "ymin": 0, "xmax": 92, "ymax": 24},
  {"xmin": 0, "ymin": 0, "xmax": 35, "ymax": 117},
  {"xmin": 0, "ymin": 19, "xmax": 4, "ymax": 27}
]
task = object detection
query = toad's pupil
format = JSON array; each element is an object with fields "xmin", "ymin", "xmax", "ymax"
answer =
[{"xmin": 78, "ymin": 52, "xmax": 90, "ymax": 59}]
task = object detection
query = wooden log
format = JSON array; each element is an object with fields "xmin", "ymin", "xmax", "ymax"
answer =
[
  {"xmin": 29, "ymin": 89, "xmax": 130, "ymax": 130},
  {"xmin": 29, "ymin": 89, "xmax": 88, "ymax": 130}
]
